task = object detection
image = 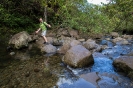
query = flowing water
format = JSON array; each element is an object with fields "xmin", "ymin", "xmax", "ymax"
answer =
[{"xmin": 0, "ymin": 36, "xmax": 133, "ymax": 88}]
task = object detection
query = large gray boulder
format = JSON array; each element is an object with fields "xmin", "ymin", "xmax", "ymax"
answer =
[
  {"xmin": 41, "ymin": 44, "xmax": 57, "ymax": 53},
  {"xmin": 83, "ymin": 39, "xmax": 102, "ymax": 52},
  {"xmin": 9, "ymin": 31, "xmax": 32, "ymax": 49},
  {"xmin": 63, "ymin": 45, "xmax": 94, "ymax": 68},
  {"xmin": 113, "ymin": 56, "xmax": 133, "ymax": 78}
]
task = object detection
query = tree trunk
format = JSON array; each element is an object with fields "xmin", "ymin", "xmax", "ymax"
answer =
[{"xmin": 44, "ymin": 6, "xmax": 47, "ymax": 22}]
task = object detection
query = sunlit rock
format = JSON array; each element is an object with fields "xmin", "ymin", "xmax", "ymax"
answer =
[
  {"xmin": 122, "ymin": 34, "xmax": 133, "ymax": 40},
  {"xmin": 9, "ymin": 52, "xmax": 15, "ymax": 56},
  {"xmin": 9, "ymin": 31, "xmax": 32, "ymax": 49},
  {"xmin": 78, "ymin": 38, "xmax": 85, "ymax": 42},
  {"xmin": 63, "ymin": 45, "xmax": 94, "ymax": 68},
  {"xmin": 112, "ymin": 37, "xmax": 129, "ymax": 45}
]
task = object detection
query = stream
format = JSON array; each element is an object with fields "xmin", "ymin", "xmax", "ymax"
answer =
[{"xmin": 0, "ymin": 35, "xmax": 133, "ymax": 88}]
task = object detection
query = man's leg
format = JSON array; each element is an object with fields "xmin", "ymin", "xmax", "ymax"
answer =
[
  {"xmin": 41, "ymin": 30, "xmax": 48, "ymax": 43},
  {"xmin": 42, "ymin": 36, "xmax": 48, "ymax": 43}
]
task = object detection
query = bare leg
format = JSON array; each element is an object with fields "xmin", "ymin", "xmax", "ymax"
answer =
[{"xmin": 42, "ymin": 36, "xmax": 48, "ymax": 42}]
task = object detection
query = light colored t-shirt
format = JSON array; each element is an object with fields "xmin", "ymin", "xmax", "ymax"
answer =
[{"xmin": 40, "ymin": 22, "xmax": 47, "ymax": 30}]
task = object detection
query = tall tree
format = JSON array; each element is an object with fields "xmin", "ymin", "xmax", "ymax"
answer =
[{"xmin": 103, "ymin": 0, "xmax": 133, "ymax": 31}]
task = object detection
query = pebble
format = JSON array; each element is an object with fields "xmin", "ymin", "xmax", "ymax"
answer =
[{"xmin": 10, "ymin": 52, "xmax": 15, "ymax": 55}]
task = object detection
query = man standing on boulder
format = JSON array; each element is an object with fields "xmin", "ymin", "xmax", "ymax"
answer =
[{"xmin": 36, "ymin": 18, "xmax": 51, "ymax": 44}]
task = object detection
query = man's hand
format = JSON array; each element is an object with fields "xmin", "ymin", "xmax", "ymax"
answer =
[
  {"xmin": 48, "ymin": 24, "xmax": 51, "ymax": 28},
  {"xmin": 35, "ymin": 31, "xmax": 38, "ymax": 34},
  {"xmin": 35, "ymin": 28, "xmax": 41, "ymax": 34}
]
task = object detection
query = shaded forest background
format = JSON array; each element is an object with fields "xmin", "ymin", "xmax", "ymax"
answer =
[{"xmin": 0, "ymin": 0, "xmax": 133, "ymax": 34}]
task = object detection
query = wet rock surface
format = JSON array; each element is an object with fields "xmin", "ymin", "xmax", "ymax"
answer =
[{"xmin": 113, "ymin": 56, "xmax": 133, "ymax": 79}]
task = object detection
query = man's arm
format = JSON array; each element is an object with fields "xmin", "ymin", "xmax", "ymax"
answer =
[
  {"xmin": 47, "ymin": 24, "xmax": 51, "ymax": 28},
  {"xmin": 44, "ymin": 22, "xmax": 51, "ymax": 28},
  {"xmin": 35, "ymin": 28, "xmax": 41, "ymax": 33}
]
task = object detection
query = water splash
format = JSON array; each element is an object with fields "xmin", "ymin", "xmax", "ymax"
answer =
[{"xmin": 91, "ymin": 52, "xmax": 114, "ymax": 73}]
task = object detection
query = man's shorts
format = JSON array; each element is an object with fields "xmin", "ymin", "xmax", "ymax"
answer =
[{"xmin": 41, "ymin": 30, "xmax": 46, "ymax": 36}]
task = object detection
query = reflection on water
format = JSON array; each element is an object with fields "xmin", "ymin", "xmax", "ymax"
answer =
[{"xmin": 58, "ymin": 78, "xmax": 96, "ymax": 88}]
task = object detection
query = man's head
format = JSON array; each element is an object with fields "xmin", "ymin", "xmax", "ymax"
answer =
[{"xmin": 39, "ymin": 18, "xmax": 43, "ymax": 22}]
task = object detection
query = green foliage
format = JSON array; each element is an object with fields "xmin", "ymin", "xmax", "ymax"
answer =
[
  {"xmin": 103, "ymin": 0, "xmax": 133, "ymax": 32},
  {"xmin": 0, "ymin": 0, "xmax": 41, "ymax": 31},
  {"xmin": 58, "ymin": 2, "xmax": 116, "ymax": 34},
  {"xmin": 0, "ymin": 0, "xmax": 133, "ymax": 34}
]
